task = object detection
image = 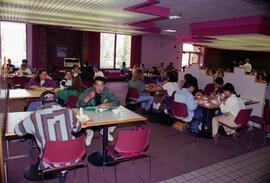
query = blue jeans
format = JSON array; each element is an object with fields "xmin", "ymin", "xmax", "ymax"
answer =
[{"xmin": 138, "ymin": 95, "xmax": 154, "ymax": 111}]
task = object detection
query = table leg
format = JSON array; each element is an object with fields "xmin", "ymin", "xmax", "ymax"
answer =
[{"xmin": 88, "ymin": 126, "xmax": 114, "ymax": 167}]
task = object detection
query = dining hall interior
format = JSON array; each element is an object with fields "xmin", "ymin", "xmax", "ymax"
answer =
[{"xmin": 0, "ymin": 0, "xmax": 270, "ymax": 183}]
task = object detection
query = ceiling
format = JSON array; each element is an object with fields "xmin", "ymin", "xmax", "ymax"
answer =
[{"xmin": 1, "ymin": 0, "xmax": 270, "ymax": 51}]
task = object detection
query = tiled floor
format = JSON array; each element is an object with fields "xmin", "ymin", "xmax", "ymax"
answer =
[{"xmin": 160, "ymin": 146, "xmax": 270, "ymax": 183}]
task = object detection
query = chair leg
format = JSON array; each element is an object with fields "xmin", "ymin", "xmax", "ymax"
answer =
[
  {"xmin": 234, "ymin": 132, "xmax": 238, "ymax": 152},
  {"xmin": 86, "ymin": 164, "xmax": 90, "ymax": 183},
  {"xmin": 39, "ymin": 172, "xmax": 45, "ymax": 183},
  {"xmin": 114, "ymin": 164, "xmax": 117, "ymax": 183},
  {"xmin": 73, "ymin": 168, "xmax": 77, "ymax": 183},
  {"xmin": 263, "ymin": 123, "xmax": 266, "ymax": 145},
  {"xmin": 148, "ymin": 155, "xmax": 152, "ymax": 179},
  {"xmin": 58, "ymin": 171, "xmax": 67, "ymax": 183}
]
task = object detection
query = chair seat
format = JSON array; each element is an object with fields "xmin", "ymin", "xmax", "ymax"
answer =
[
  {"xmin": 249, "ymin": 115, "xmax": 265, "ymax": 124},
  {"xmin": 106, "ymin": 145, "xmax": 145, "ymax": 160},
  {"xmin": 41, "ymin": 162, "xmax": 86, "ymax": 174}
]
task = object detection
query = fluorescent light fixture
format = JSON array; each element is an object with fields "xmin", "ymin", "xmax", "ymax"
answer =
[
  {"xmin": 169, "ymin": 15, "xmax": 181, "ymax": 20},
  {"xmin": 163, "ymin": 29, "xmax": 177, "ymax": 33}
]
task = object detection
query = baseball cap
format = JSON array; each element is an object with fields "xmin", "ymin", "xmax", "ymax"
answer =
[{"xmin": 40, "ymin": 91, "xmax": 57, "ymax": 104}]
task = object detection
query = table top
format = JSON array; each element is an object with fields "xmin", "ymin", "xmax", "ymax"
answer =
[
  {"xmin": 5, "ymin": 106, "xmax": 146, "ymax": 137},
  {"xmin": 196, "ymin": 95, "xmax": 260, "ymax": 110},
  {"xmin": 8, "ymin": 88, "xmax": 60, "ymax": 99}
]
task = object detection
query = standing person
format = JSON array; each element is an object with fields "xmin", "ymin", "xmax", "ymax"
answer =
[
  {"xmin": 120, "ymin": 62, "xmax": 128, "ymax": 75},
  {"xmin": 2, "ymin": 58, "xmax": 16, "ymax": 73},
  {"xmin": 243, "ymin": 58, "xmax": 252, "ymax": 74},
  {"xmin": 77, "ymin": 76, "xmax": 120, "ymax": 145},
  {"xmin": 16, "ymin": 63, "xmax": 32, "ymax": 76},
  {"xmin": 212, "ymin": 83, "xmax": 245, "ymax": 141},
  {"xmin": 14, "ymin": 91, "xmax": 82, "ymax": 182},
  {"xmin": 166, "ymin": 62, "xmax": 175, "ymax": 71},
  {"xmin": 128, "ymin": 68, "xmax": 154, "ymax": 113},
  {"xmin": 93, "ymin": 66, "xmax": 105, "ymax": 78}
]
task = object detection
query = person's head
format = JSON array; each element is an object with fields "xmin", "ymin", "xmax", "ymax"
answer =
[
  {"xmin": 93, "ymin": 76, "xmax": 106, "ymax": 94},
  {"xmin": 132, "ymin": 68, "xmax": 143, "ymax": 81},
  {"xmin": 36, "ymin": 68, "xmax": 48, "ymax": 81},
  {"xmin": 160, "ymin": 62, "xmax": 164, "ymax": 67},
  {"xmin": 20, "ymin": 63, "xmax": 27, "ymax": 71},
  {"xmin": 7, "ymin": 59, "xmax": 11, "ymax": 64},
  {"xmin": 245, "ymin": 58, "xmax": 250, "ymax": 63},
  {"xmin": 22, "ymin": 59, "xmax": 27, "ymax": 64},
  {"xmin": 167, "ymin": 71, "xmax": 178, "ymax": 82},
  {"xmin": 93, "ymin": 66, "xmax": 99, "ymax": 72},
  {"xmin": 183, "ymin": 77, "xmax": 197, "ymax": 93},
  {"xmin": 72, "ymin": 64, "xmax": 80, "ymax": 73},
  {"xmin": 214, "ymin": 77, "xmax": 224, "ymax": 88},
  {"xmin": 184, "ymin": 73, "xmax": 193, "ymax": 82},
  {"xmin": 64, "ymin": 70, "xmax": 73, "ymax": 80},
  {"xmin": 169, "ymin": 62, "xmax": 173, "ymax": 66},
  {"xmin": 122, "ymin": 62, "xmax": 126, "ymax": 66},
  {"xmin": 222, "ymin": 83, "xmax": 237, "ymax": 97},
  {"xmin": 40, "ymin": 91, "xmax": 57, "ymax": 105},
  {"xmin": 140, "ymin": 64, "xmax": 145, "ymax": 68}
]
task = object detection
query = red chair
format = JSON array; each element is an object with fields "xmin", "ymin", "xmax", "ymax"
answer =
[
  {"xmin": 219, "ymin": 108, "xmax": 252, "ymax": 151},
  {"xmin": 125, "ymin": 87, "xmax": 140, "ymax": 107},
  {"xmin": 13, "ymin": 76, "xmax": 29, "ymax": 88},
  {"xmin": 106, "ymin": 127, "xmax": 151, "ymax": 183},
  {"xmin": 40, "ymin": 136, "xmax": 89, "ymax": 183},
  {"xmin": 249, "ymin": 105, "xmax": 270, "ymax": 144},
  {"xmin": 67, "ymin": 96, "xmax": 79, "ymax": 108},
  {"xmin": 171, "ymin": 102, "xmax": 190, "ymax": 132}
]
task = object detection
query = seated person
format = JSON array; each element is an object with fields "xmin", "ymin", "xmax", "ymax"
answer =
[
  {"xmin": 57, "ymin": 70, "xmax": 87, "ymax": 105},
  {"xmin": 174, "ymin": 78, "xmax": 198, "ymax": 122},
  {"xmin": 93, "ymin": 66, "xmax": 104, "ymax": 78},
  {"xmin": 26, "ymin": 68, "xmax": 58, "ymax": 89},
  {"xmin": 77, "ymin": 76, "xmax": 120, "ymax": 145},
  {"xmin": 22, "ymin": 59, "xmax": 33, "ymax": 72},
  {"xmin": 152, "ymin": 71, "xmax": 179, "ymax": 112},
  {"xmin": 166, "ymin": 62, "xmax": 175, "ymax": 71},
  {"xmin": 212, "ymin": 83, "xmax": 245, "ymax": 141},
  {"xmin": 72, "ymin": 64, "xmax": 81, "ymax": 77},
  {"xmin": 150, "ymin": 66, "xmax": 160, "ymax": 76},
  {"xmin": 120, "ymin": 62, "xmax": 128, "ymax": 75},
  {"xmin": 16, "ymin": 63, "xmax": 32, "ymax": 76},
  {"xmin": 128, "ymin": 68, "xmax": 154, "ymax": 112},
  {"xmin": 203, "ymin": 77, "xmax": 224, "ymax": 96},
  {"xmin": 15, "ymin": 91, "xmax": 81, "ymax": 180}
]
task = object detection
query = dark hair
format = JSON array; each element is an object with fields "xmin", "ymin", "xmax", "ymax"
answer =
[
  {"xmin": 184, "ymin": 73, "xmax": 193, "ymax": 81},
  {"xmin": 122, "ymin": 62, "xmax": 126, "ymax": 66},
  {"xmin": 65, "ymin": 69, "xmax": 73, "ymax": 74},
  {"xmin": 35, "ymin": 68, "xmax": 47, "ymax": 82},
  {"xmin": 183, "ymin": 77, "xmax": 197, "ymax": 88},
  {"xmin": 222, "ymin": 83, "xmax": 238, "ymax": 95},
  {"xmin": 22, "ymin": 59, "xmax": 27, "ymax": 64},
  {"xmin": 93, "ymin": 76, "xmax": 106, "ymax": 84},
  {"xmin": 167, "ymin": 71, "xmax": 178, "ymax": 82},
  {"xmin": 72, "ymin": 64, "xmax": 79, "ymax": 69},
  {"xmin": 215, "ymin": 77, "xmax": 224, "ymax": 85}
]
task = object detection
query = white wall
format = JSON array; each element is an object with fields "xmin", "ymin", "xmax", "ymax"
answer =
[{"xmin": 141, "ymin": 35, "xmax": 180, "ymax": 69}]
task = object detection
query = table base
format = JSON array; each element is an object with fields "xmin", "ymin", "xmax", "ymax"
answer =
[
  {"xmin": 88, "ymin": 151, "xmax": 116, "ymax": 167},
  {"xmin": 23, "ymin": 163, "xmax": 58, "ymax": 181}
]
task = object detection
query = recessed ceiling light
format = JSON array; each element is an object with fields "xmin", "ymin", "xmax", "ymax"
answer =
[
  {"xmin": 163, "ymin": 29, "xmax": 177, "ymax": 33},
  {"xmin": 169, "ymin": 15, "xmax": 181, "ymax": 20}
]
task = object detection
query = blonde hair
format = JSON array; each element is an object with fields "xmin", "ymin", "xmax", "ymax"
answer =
[{"xmin": 132, "ymin": 68, "xmax": 143, "ymax": 81}]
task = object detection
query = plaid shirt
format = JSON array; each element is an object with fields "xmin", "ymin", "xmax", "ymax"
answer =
[{"xmin": 15, "ymin": 103, "xmax": 81, "ymax": 170}]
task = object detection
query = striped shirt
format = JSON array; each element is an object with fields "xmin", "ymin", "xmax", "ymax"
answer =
[{"xmin": 14, "ymin": 103, "xmax": 81, "ymax": 170}]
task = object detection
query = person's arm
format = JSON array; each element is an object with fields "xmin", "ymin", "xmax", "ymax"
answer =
[
  {"xmin": 25, "ymin": 78, "xmax": 39, "ymax": 89},
  {"xmin": 187, "ymin": 95, "xmax": 197, "ymax": 111},
  {"xmin": 76, "ymin": 88, "xmax": 95, "ymax": 108},
  {"xmin": 14, "ymin": 114, "xmax": 34, "ymax": 136},
  {"xmin": 101, "ymin": 89, "xmax": 120, "ymax": 107}
]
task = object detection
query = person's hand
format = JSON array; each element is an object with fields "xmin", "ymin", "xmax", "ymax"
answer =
[
  {"xmin": 46, "ymin": 75, "xmax": 53, "ymax": 80},
  {"xmin": 83, "ymin": 92, "xmax": 95, "ymax": 103}
]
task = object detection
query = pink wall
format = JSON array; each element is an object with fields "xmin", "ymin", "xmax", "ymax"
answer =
[{"xmin": 141, "ymin": 35, "xmax": 181, "ymax": 69}]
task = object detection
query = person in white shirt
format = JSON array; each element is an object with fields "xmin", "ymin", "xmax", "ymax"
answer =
[
  {"xmin": 16, "ymin": 63, "xmax": 32, "ymax": 76},
  {"xmin": 212, "ymin": 83, "xmax": 245, "ymax": 140},
  {"xmin": 243, "ymin": 59, "xmax": 252, "ymax": 74},
  {"xmin": 60, "ymin": 70, "xmax": 73, "ymax": 89},
  {"xmin": 93, "ymin": 66, "xmax": 104, "ymax": 78}
]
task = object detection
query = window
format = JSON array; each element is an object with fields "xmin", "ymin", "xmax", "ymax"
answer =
[
  {"xmin": 0, "ymin": 22, "xmax": 26, "ymax": 67},
  {"xmin": 100, "ymin": 33, "xmax": 131, "ymax": 69},
  {"xmin": 181, "ymin": 43, "xmax": 200, "ymax": 67}
]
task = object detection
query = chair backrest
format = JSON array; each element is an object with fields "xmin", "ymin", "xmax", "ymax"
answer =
[
  {"xmin": 171, "ymin": 102, "xmax": 188, "ymax": 118},
  {"xmin": 42, "ymin": 136, "xmax": 85, "ymax": 164},
  {"xmin": 235, "ymin": 108, "xmax": 252, "ymax": 126},
  {"xmin": 264, "ymin": 105, "xmax": 270, "ymax": 124},
  {"xmin": 128, "ymin": 87, "xmax": 140, "ymax": 100},
  {"xmin": 13, "ymin": 76, "xmax": 29, "ymax": 87},
  {"xmin": 114, "ymin": 127, "xmax": 151, "ymax": 154},
  {"xmin": 67, "ymin": 96, "xmax": 79, "ymax": 108}
]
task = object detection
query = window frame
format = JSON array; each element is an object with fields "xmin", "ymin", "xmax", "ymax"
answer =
[{"xmin": 100, "ymin": 33, "xmax": 131, "ymax": 70}]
